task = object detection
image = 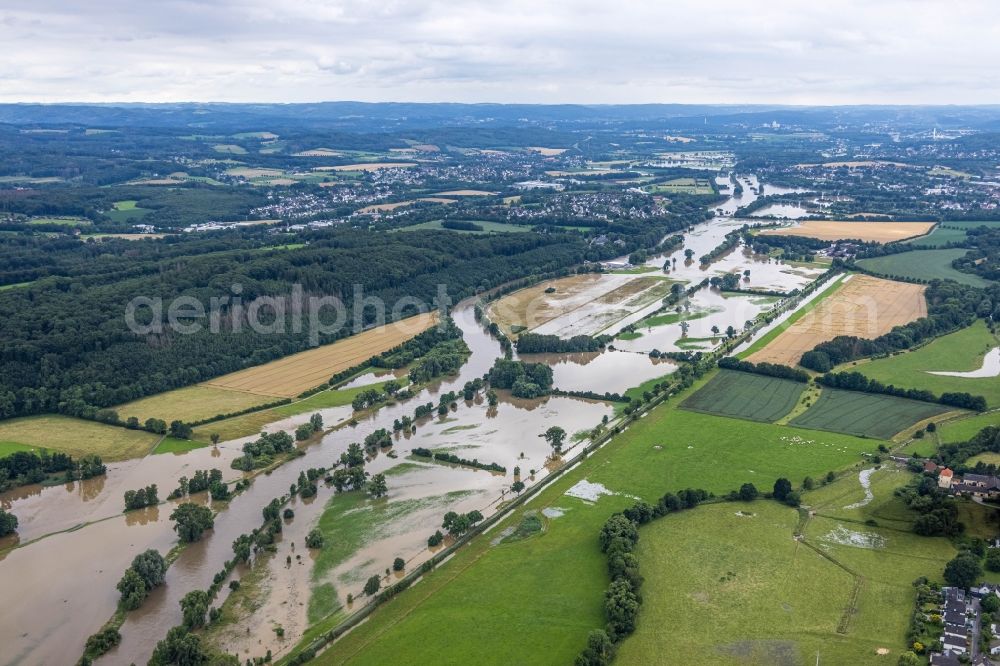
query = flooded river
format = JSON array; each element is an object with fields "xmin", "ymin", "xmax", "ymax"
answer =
[{"xmin": 0, "ymin": 173, "xmax": 819, "ymax": 666}]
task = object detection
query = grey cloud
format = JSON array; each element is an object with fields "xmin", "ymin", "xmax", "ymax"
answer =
[{"xmin": 1, "ymin": 0, "xmax": 999, "ymax": 103}]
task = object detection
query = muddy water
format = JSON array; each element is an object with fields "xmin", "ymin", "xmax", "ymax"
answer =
[
  {"xmin": 103, "ymin": 305, "xmax": 611, "ymax": 665},
  {"xmin": 337, "ymin": 367, "xmax": 410, "ymax": 390},
  {"xmin": 1, "ymin": 445, "xmax": 242, "ymax": 543},
  {"xmin": 519, "ymin": 350, "xmax": 677, "ymax": 394}
]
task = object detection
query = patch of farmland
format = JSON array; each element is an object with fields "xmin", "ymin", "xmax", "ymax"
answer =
[
  {"xmin": 747, "ymin": 275, "xmax": 926, "ymax": 367},
  {"xmin": 200, "ymin": 312, "xmax": 437, "ymax": 398},
  {"xmin": 789, "ymin": 388, "xmax": 955, "ymax": 439},
  {"xmin": 679, "ymin": 370, "xmax": 806, "ymax": 422},
  {"xmin": 758, "ymin": 220, "xmax": 934, "ymax": 243},
  {"xmin": 851, "ymin": 320, "xmax": 1000, "ymax": 407},
  {"xmin": 856, "ymin": 248, "xmax": 989, "ymax": 287},
  {"xmin": 0, "ymin": 415, "xmax": 159, "ymax": 461},
  {"xmin": 115, "ymin": 384, "xmax": 275, "ymax": 425}
]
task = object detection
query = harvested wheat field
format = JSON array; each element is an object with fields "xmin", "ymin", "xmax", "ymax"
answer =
[
  {"xmin": 116, "ymin": 385, "xmax": 274, "ymax": 424},
  {"xmin": 201, "ymin": 312, "xmax": 438, "ymax": 397},
  {"xmin": 748, "ymin": 275, "xmax": 926, "ymax": 367},
  {"xmin": 314, "ymin": 162, "xmax": 416, "ymax": 172},
  {"xmin": 759, "ymin": 221, "xmax": 934, "ymax": 243}
]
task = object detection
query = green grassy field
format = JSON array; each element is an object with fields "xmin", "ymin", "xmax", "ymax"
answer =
[
  {"xmin": 0, "ymin": 415, "xmax": 160, "ymax": 461},
  {"xmin": 153, "ymin": 436, "xmax": 208, "ymax": 455},
  {"xmin": 0, "ymin": 441, "xmax": 36, "ymax": 458},
  {"xmin": 116, "ymin": 384, "xmax": 274, "ymax": 425},
  {"xmin": 856, "ymin": 248, "xmax": 988, "ymax": 287},
  {"xmin": 28, "ymin": 216, "xmax": 92, "ymax": 227},
  {"xmin": 968, "ymin": 451, "xmax": 1000, "ymax": 466},
  {"xmin": 938, "ymin": 411, "xmax": 1000, "ymax": 443},
  {"xmin": 848, "ymin": 321, "xmax": 1000, "ymax": 407},
  {"xmin": 316, "ymin": 376, "xmax": 882, "ymax": 665},
  {"xmin": 680, "ymin": 369, "xmax": 806, "ymax": 422},
  {"xmin": 936, "ymin": 220, "xmax": 1000, "ymax": 230},
  {"xmin": 903, "ymin": 225, "xmax": 967, "ymax": 248},
  {"xmin": 644, "ymin": 177, "xmax": 715, "ymax": 195},
  {"xmin": 398, "ymin": 220, "xmax": 530, "ymax": 234},
  {"xmin": 789, "ymin": 388, "xmax": 955, "ymax": 439},
  {"xmin": 618, "ymin": 466, "xmax": 962, "ymax": 665},
  {"xmin": 106, "ymin": 199, "xmax": 153, "ymax": 223}
]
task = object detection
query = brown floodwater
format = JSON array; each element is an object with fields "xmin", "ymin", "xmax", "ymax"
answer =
[{"xmin": 518, "ymin": 349, "xmax": 677, "ymax": 394}]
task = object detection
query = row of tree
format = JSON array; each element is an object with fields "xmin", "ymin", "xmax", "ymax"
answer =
[{"xmin": 817, "ymin": 370, "xmax": 987, "ymax": 411}]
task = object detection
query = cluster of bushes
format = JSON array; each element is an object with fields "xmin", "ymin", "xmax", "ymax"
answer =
[
  {"xmin": 376, "ymin": 317, "xmax": 464, "ymax": 370},
  {"xmin": 550, "ymin": 388, "xmax": 629, "ymax": 403},
  {"xmin": 515, "ymin": 333, "xmax": 607, "ymax": 354},
  {"xmin": 486, "ymin": 358, "xmax": 554, "ymax": 398},
  {"xmin": 441, "ymin": 509, "xmax": 484, "ymax": 536},
  {"xmin": 817, "ymin": 371, "xmax": 987, "ymax": 411},
  {"xmin": 462, "ymin": 378, "xmax": 484, "ymax": 401},
  {"xmin": 0, "ymin": 448, "xmax": 75, "ymax": 491},
  {"xmin": 441, "ymin": 220, "xmax": 483, "ymax": 231},
  {"xmin": 351, "ymin": 387, "xmax": 386, "ymax": 412},
  {"xmin": 718, "ymin": 357, "xmax": 810, "ymax": 383},
  {"xmin": 411, "ymin": 447, "xmax": 506, "ymax": 473},
  {"xmin": 232, "ymin": 430, "xmax": 295, "ymax": 471},
  {"xmin": 168, "ymin": 468, "xmax": 229, "ymax": 501},
  {"xmin": 747, "ymin": 233, "xmax": 831, "ymax": 262},
  {"xmin": 801, "ymin": 281, "xmax": 997, "ymax": 371},
  {"xmin": 170, "ymin": 502, "xmax": 215, "ymax": 542},
  {"xmin": 408, "ymin": 338, "xmax": 470, "ymax": 384},
  {"xmin": 699, "ymin": 229, "xmax": 742, "ymax": 265},
  {"xmin": 116, "ymin": 549, "xmax": 167, "ymax": 611},
  {"xmin": 0, "ymin": 508, "xmax": 17, "ymax": 537},
  {"xmin": 295, "ymin": 413, "xmax": 324, "ymax": 440},
  {"xmin": 935, "ymin": 424, "xmax": 1000, "ymax": 472},
  {"xmin": 895, "ymin": 475, "xmax": 963, "ymax": 537},
  {"xmin": 123, "ymin": 484, "xmax": 159, "ymax": 511}
]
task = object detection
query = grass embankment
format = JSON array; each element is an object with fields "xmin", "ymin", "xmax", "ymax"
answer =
[
  {"xmin": 847, "ymin": 320, "xmax": 1000, "ymax": 407},
  {"xmin": 0, "ymin": 415, "xmax": 160, "ymax": 461},
  {"xmin": 313, "ymin": 371, "xmax": 884, "ymax": 665},
  {"xmin": 153, "ymin": 436, "xmax": 209, "ymax": 455}
]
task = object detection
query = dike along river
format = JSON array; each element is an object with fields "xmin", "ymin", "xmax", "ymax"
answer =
[{"xmin": 0, "ymin": 174, "xmax": 817, "ymax": 665}]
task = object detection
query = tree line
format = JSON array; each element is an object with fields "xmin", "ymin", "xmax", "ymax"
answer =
[{"xmin": 817, "ymin": 370, "xmax": 987, "ymax": 411}]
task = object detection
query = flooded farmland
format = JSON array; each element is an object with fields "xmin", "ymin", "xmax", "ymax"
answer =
[{"xmin": 0, "ymin": 174, "xmax": 824, "ymax": 665}]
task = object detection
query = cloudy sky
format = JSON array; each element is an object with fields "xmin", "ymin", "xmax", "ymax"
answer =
[{"xmin": 2, "ymin": 0, "xmax": 999, "ymax": 104}]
